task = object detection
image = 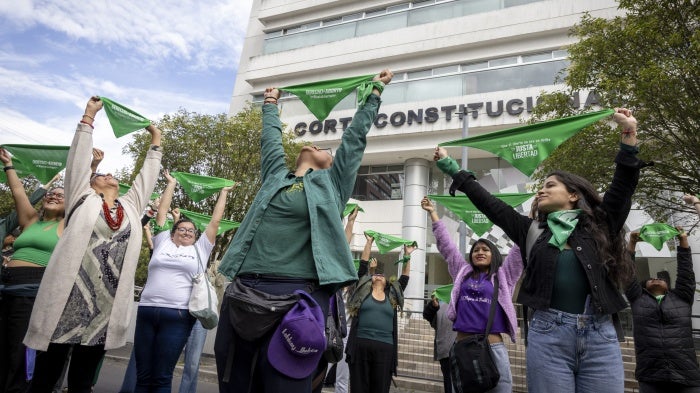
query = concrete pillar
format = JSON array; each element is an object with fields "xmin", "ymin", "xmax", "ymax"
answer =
[{"xmin": 401, "ymin": 158, "xmax": 430, "ymax": 312}]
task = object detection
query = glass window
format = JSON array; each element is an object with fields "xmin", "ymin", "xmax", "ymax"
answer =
[
  {"xmin": 407, "ymin": 70, "xmax": 432, "ymax": 79},
  {"xmin": 387, "ymin": 3, "xmax": 410, "ymax": 12},
  {"xmin": 461, "ymin": 61, "xmax": 488, "ymax": 72},
  {"xmin": 408, "ymin": 1, "xmax": 459, "ymax": 25},
  {"xmin": 522, "ymin": 52, "xmax": 552, "ymax": 63},
  {"xmin": 266, "ymin": 30, "xmax": 283, "ymax": 38},
  {"xmin": 352, "ymin": 171, "xmax": 405, "ymax": 201},
  {"xmin": 406, "ymin": 75, "xmax": 462, "ymax": 101},
  {"xmin": 343, "ymin": 13, "xmax": 363, "ymax": 22},
  {"xmin": 434, "ymin": 65, "xmax": 459, "ymax": 75},
  {"xmin": 365, "ymin": 8, "xmax": 387, "ymax": 18},
  {"xmin": 322, "ymin": 17, "xmax": 342, "ymax": 26},
  {"xmin": 462, "ymin": 0, "xmax": 499, "ymax": 14},
  {"xmin": 553, "ymin": 49, "xmax": 569, "ymax": 59},
  {"xmin": 379, "ymin": 83, "xmax": 407, "ymax": 105},
  {"xmin": 489, "ymin": 56, "xmax": 518, "ymax": 67},
  {"xmin": 505, "ymin": 0, "xmax": 540, "ymax": 7},
  {"xmin": 356, "ymin": 12, "xmax": 407, "ymax": 37}
]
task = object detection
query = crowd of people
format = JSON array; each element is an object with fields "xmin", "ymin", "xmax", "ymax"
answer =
[{"xmin": 0, "ymin": 69, "xmax": 699, "ymax": 393}]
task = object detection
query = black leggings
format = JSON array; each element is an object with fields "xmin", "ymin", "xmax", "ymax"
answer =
[
  {"xmin": 27, "ymin": 343, "xmax": 105, "ymax": 393},
  {"xmin": 349, "ymin": 337, "xmax": 394, "ymax": 393}
]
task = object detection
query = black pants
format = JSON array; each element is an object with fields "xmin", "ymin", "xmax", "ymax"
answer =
[
  {"xmin": 0, "ymin": 266, "xmax": 44, "ymax": 393},
  {"xmin": 214, "ymin": 278, "xmax": 330, "ymax": 393},
  {"xmin": 27, "ymin": 343, "xmax": 105, "ymax": 393},
  {"xmin": 439, "ymin": 357, "xmax": 452, "ymax": 393},
  {"xmin": 349, "ymin": 338, "xmax": 394, "ymax": 393},
  {"xmin": 639, "ymin": 381, "xmax": 700, "ymax": 393}
]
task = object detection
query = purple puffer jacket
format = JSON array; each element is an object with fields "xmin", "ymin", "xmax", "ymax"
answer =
[{"xmin": 432, "ymin": 220, "xmax": 523, "ymax": 343}]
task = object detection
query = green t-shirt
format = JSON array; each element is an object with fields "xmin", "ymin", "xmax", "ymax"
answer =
[
  {"xmin": 239, "ymin": 177, "xmax": 317, "ymax": 279},
  {"xmin": 357, "ymin": 294, "xmax": 394, "ymax": 345},
  {"xmin": 550, "ymin": 249, "xmax": 591, "ymax": 314}
]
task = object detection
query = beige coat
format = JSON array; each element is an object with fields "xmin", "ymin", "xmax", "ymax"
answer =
[{"xmin": 24, "ymin": 123, "xmax": 162, "ymax": 351}]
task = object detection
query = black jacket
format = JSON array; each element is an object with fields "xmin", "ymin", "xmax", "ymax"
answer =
[
  {"xmin": 449, "ymin": 147, "xmax": 642, "ymax": 314},
  {"xmin": 625, "ymin": 247, "xmax": 700, "ymax": 386}
]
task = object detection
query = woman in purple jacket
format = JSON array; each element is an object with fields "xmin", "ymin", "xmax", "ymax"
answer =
[{"xmin": 421, "ymin": 197, "xmax": 523, "ymax": 393}]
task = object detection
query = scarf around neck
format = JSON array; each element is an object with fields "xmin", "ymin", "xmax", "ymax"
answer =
[{"xmin": 547, "ymin": 209, "xmax": 582, "ymax": 250}]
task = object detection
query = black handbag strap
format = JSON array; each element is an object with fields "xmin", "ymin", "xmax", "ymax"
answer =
[{"xmin": 484, "ymin": 275, "xmax": 499, "ymax": 336}]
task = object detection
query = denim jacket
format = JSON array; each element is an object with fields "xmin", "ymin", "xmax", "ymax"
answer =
[{"xmin": 219, "ymin": 94, "xmax": 382, "ymax": 291}]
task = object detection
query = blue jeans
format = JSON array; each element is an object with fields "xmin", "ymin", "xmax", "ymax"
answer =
[
  {"xmin": 488, "ymin": 342, "xmax": 512, "ymax": 393},
  {"xmin": 134, "ymin": 306, "xmax": 195, "ymax": 393},
  {"xmin": 119, "ymin": 350, "xmax": 136, "ymax": 393},
  {"xmin": 526, "ymin": 309, "xmax": 623, "ymax": 393},
  {"xmin": 178, "ymin": 320, "xmax": 207, "ymax": 393}
]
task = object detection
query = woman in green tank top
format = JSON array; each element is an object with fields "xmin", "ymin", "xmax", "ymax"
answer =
[{"xmin": 0, "ymin": 148, "xmax": 67, "ymax": 393}]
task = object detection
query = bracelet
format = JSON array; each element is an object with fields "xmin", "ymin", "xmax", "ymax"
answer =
[
  {"xmin": 82, "ymin": 114, "xmax": 95, "ymax": 121},
  {"xmin": 3, "ymin": 166, "xmax": 14, "ymax": 172},
  {"xmin": 264, "ymin": 98, "xmax": 278, "ymax": 104},
  {"xmin": 80, "ymin": 120, "xmax": 94, "ymax": 129}
]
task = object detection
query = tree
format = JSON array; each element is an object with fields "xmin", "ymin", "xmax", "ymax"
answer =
[
  {"xmin": 531, "ymin": 0, "xmax": 700, "ymax": 222},
  {"xmin": 123, "ymin": 104, "xmax": 304, "ymax": 286}
]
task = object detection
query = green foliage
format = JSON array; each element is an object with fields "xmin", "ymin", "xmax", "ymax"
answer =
[
  {"xmin": 0, "ymin": 177, "xmax": 50, "ymax": 218},
  {"xmin": 533, "ymin": 0, "xmax": 700, "ymax": 222},
  {"xmin": 123, "ymin": 104, "xmax": 304, "ymax": 285}
]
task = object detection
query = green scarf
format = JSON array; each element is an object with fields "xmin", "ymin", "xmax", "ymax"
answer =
[
  {"xmin": 639, "ymin": 223, "xmax": 680, "ymax": 251},
  {"xmin": 170, "ymin": 171, "xmax": 236, "ymax": 203},
  {"xmin": 179, "ymin": 209, "xmax": 240, "ymax": 236},
  {"xmin": 281, "ymin": 74, "xmax": 383, "ymax": 121},
  {"xmin": 432, "ymin": 284, "xmax": 453, "ymax": 304},
  {"xmin": 439, "ymin": 109, "xmax": 614, "ymax": 176},
  {"xmin": 0, "ymin": 144, "xmax": 69, "ymax": 184},
  {"xmin": 546, "ymin": 209, "xmax": 582, "ymax": 250},
  {"xmin": 343, "ymin": 203, "xmax": 365, "ymax": 217},
  {"xmin": 363, "ymin": 230, "xmax": 417, "ymax": 254},
  {"xmin": 100, "ymin": 97, "xmax": 151, "ymax": 138},
  {"xmin": 429, "ymin": 193, "xmax": 535, "ymax": 236}
]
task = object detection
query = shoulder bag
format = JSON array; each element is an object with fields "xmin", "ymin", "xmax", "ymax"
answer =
[
  {"xmin": 188, "ymin": 246, "xmax": 219, "ymax": 329},
  {"xmin": 449, "ymin": 275, "xmax": 501, "ymax": 393}
]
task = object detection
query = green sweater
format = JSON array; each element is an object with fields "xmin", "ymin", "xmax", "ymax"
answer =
[{"xmin": 219, "ymin": 94, "xmax": 382, "ymax": 291}]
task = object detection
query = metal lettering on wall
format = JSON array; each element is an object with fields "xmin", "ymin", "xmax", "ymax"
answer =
[{"xmin": 293, "ymin": 91, "xmax": 600, "ymax": 137}]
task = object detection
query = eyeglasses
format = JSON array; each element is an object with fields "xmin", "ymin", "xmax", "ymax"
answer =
[
  {"xmin": 45, "ymin": 192, "xmax": 65, "ymax": 200},
  {"xmin": 318, "ymin": 147, "xmax": 333, "ymax": 157},
  {"xmin": 176, "ymin": 227, "xmax": 196, "ymax": 234}
]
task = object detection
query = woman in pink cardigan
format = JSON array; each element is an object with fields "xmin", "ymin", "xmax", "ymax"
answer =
[{"xmin": 421, "ymin": 197, "xmax": 523, "ymax": 393}]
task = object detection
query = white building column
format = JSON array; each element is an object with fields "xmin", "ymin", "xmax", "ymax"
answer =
[{"xmin": 401, "ymin": 158, "xmax": 430, "ymax": 312}]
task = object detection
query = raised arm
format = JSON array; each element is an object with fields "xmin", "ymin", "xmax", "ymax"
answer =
[
  {"xmin": 90, "ymin": 148, "xmax": 104, "ymax": 174},
  {"xmin": 64, "ymin": 97, "xmax": 102, "ymax": 209},
  {"xmin": 357, "ymin": 233, "xmax": 374, "ymax": 277},
  {"xmin": 155, "ymin": 170, "xmax": 176, "ymax": 228},
  {"xmin": 421, "ymin": 196, "xmax": 468, "ymax": 278},
  {"xmin": 205, "ymin": 185, "xmax": 233, "ymax": 244},
  {"xmin": 624, "ymin": 231, "xmax": 643, "ymax": 301},
  {"xmin": 330, "ymin": 69, "xmax": 393, "ymax": 203},
  {"xmin": 0, "ymin": 149, "xmax": 39, "ymax": 228},
  {"xmin": 673, "ymin": 228, "xmax": 695, "ymax": 303},
  {"xmin": 260, "ymin": 88, "xmax": 288, "ymax": 180},
  {"xmin": 683, "ymin": 194, "xmax": 700, "ymax": 218},
  {"xmin": 345, "ymin": 207, "xmax": 359, "ymax": 244}
]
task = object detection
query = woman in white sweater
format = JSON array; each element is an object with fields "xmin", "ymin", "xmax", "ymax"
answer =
[{"xmin": 24, "ymin": 96, "xmax": 163, "ymax": 393}]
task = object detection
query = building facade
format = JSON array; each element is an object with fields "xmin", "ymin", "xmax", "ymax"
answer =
[{"xmin": 231, "ymin": 0, "xmax": 700, "ymax": 315}]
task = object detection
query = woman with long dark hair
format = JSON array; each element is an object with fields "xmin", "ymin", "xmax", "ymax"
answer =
[{"xmin": 433, "ymin": 108, "xmax": 643, "ymax": 392}]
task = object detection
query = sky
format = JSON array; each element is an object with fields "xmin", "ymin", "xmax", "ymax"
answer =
[{"xmin": 0, "ymin": 0, "xmax": 253, "ymax": 174}]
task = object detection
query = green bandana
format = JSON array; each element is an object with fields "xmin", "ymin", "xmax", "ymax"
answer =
[
  {"xmin": 364, "ymin": 230, "xmax": 417, "ymax": 254},
  {"xmin": 99, "ymin": 97, "xmax": 151, "ymax": 138},
  {"xmin": 546, "ymin": 209, "xmax": 581, "ymax": 250},
  {"xmin": 0, "ymin": 144, "xmax": 69, "ymax": 184},
  {"xmin": 118, "ymin": 183, "xmax": 159, "ymax": 200},
  {"xmin": 639, "ymin": 223, "xmax": 680, "ymax": 251},
  {"xmin": 170, "ymin": 172, "xmax": 236, "ymax": 203},
  {"xmin": 180, "ymin": 209, "xmax": 240, "ymax": 236},
  {"xmin": 281, "ymin": 74, "xmax": 381, "ymax": 121},
  {"xmin": 353, "ymin": 259, "xmax": 361, "ymax": 271},
  {"xmin": 432, "ymin": 284, "xmax": 453, "ymax": 304},
  {"xmin": 429, "ymin": 193, "xmax": 535, "ymax": 236},
  {"xmin": 152, "ymin": 219, "xmax": 174, "ymax": 234},
  {"xmin": 439, "ymin": 109, "xmax": 614, "ymax": 176},
  {"xmin": 655, "ymin": 294, "xmax": 665, "ymax": 304},
  {"xmin": 343, "ymin": 203, "xmax": 365, "ymax": 217}
]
